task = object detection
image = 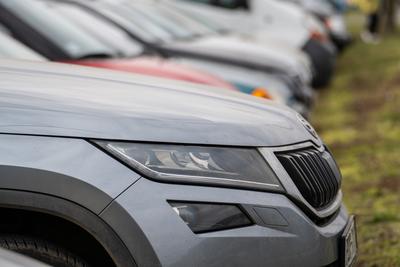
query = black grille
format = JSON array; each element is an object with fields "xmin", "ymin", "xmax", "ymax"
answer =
[{"xmin": 276, "ymin": 147, "xmax": 341, "ymax": 209}]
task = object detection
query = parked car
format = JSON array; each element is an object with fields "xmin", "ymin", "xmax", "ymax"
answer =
[
  {"xmin": 1, "ymin": 0, "xmax": 313, "ymax": 114},
  {"xmin": 56, "ymin": 0, "xmax": 316, "ymax": 89},
  {"xmin": 0, "ymin": 27, "xmax": 238, "ymax": 93},
  {"xmin": 0, "ymin": 59, "xmax": 357, "ymax": 267},
  {"xmin": 50, "ymin": 0, "xmax": 281, "ymax": 100},
  {"xmin": 0, "ymin": 0, "xmax": 244, "ymax": 93},
  {"xmin": 0, "ymin": 0, "xmax": 313, "ymax": 115},
  {"xmin": 283, "ymin": 0, "xmax": 352, "ymax": 50},
  {"xmin": 176, "ymin": 0, "xmax": 337, "ymax": 87}
]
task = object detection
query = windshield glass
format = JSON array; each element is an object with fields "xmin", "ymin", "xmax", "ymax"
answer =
[
  {"xmin": 0, "ymin": 29, "xmax": 46, "ymax": 61},
  {"xmin": 128, "ymin": 3, "xmax": 214, "ymax": 40},
  {"xmin": 172, "ymin": 5, "xmax": 228, "ymax": 32},
  {"xmin": 50, "ymin": 2, "xmax": 144, "ymax": 57},
  {"xmin": 0, "ymin": 0, "xmax": 117, "ymax": 59},
  {"xmin": 98, "ymin": 2, "xmax": 173, "ymax": 43},
  {"xmin": 99, "ymin": 1, "xmax": 214, "ymax": 43}
]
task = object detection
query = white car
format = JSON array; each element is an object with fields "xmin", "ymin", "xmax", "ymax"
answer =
[
  {"xmin": 174, "ymin": 0, "xmax": 337, "ymax": 87},
  {"xmin": 285, "ymin": 0, "xmax": 351, "ymax": 50}
]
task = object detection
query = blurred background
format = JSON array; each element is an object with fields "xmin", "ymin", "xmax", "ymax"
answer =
[{"xmin": 312, "ymin": 2, "xmax": 400, "ymax": 266}]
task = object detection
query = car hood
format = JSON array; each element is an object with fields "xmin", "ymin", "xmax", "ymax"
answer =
[
  {"xmin": 161, "ymin": 35, "xmax": 304, "ymax": 77},
  {"xmin": 0, "ymin": 60, "xmax": 321, "ymax": 147}
]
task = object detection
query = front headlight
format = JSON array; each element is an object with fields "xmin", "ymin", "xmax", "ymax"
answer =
[{"xmin": 94, "ymin": 141, "xmax": 282, "ymax": 192}]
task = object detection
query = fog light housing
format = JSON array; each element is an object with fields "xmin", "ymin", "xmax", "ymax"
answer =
[{"xmin": 169, "ymin": 201, "xmax": 252, "ymax": 233}]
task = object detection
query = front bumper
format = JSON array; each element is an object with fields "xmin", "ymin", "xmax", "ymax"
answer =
[{"xmin": 104, "ymin": 177, "xmax": 348, "ymax": 267}]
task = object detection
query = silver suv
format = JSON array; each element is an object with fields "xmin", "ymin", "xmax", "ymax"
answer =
[{"xmin": 0, "ymin": 60, "xmax": 356, "ymax": 267}]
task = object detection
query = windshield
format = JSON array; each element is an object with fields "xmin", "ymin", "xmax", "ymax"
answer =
[
  {"xmin": 99, "ymin": 1, "xmax": 215, "ymax": 43},
  {"xmin": 0, "ymin": 0, "xmax": 117, "ymax": 59},
  {"xmin": 171, "ymin": 5, "xmax": 229, "ymax": 33},
  {"xmin": 98, "ymin": 2, "xmax": 173, "ymax": 43},
  {"xmin": 49, "ymin": 1, "xmax": 144, "ymax": 58},
  {"xmin": 0, "ymin": 29, "xmax": 46, "ymax": 61},
  {"xmin": 128, "ymin": 3, "xmax": 215, "ymax": 40}
]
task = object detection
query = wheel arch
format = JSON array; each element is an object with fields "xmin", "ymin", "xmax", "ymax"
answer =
[{"xmin": 0, "ymin": 189, "xmax": 137, "ymax": 267}]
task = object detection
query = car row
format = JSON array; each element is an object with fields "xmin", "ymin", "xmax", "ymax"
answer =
[{"xmin": 0, "ymin": 1, "xmax": 357, "ymax": 267}]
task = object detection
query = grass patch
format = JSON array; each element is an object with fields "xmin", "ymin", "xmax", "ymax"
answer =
[{"xmin": 311, "ymin": 12, "xmax": 400, "ymax": 267}]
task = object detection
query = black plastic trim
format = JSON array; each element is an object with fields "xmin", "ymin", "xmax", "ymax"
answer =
[{"xmin": 0, "ymin": 189, "xmax": 137, "ymax": 267}]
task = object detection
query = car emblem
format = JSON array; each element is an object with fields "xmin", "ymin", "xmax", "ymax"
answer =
[{"xmin": 297, "ymin": 114, "xmax": 318, "ymax": 139}]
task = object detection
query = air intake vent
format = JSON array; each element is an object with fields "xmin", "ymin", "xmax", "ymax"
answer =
[{"xmin": 276, "ymin": 147, "xmax": 341, "ymax": 209}]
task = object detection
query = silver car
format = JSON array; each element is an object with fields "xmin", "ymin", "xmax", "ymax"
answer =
[{"xmin": 0, "ymin": 60, "xmax": 357, "ymax": 267}]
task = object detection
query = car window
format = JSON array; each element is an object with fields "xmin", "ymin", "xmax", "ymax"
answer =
[
  {"xmin": 98, "ymin": 2, "xmax": 173, "ymax": 43},
  {"xmin": 172, "ymin": 5, "xmax": 228, "ymax": 32},
  {"xmin": 0, "ymin": 30, "xmax": 46, "ymax": 61},
  {"xmin": 98, "ymin": 1, "xmax": 214, "ymax": 43},
  {"xmin": 0, "ymin": 0, "xmax": 117, "ymax": 59},
  {"xmin": 50, "ymin": 2, "xmax": 144, "ymax": 57},
  {"xmin": 129, "ymin": 4, "xmax": 214, "ymax": 39}
]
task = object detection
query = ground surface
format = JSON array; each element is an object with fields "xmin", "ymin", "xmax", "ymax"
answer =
[{"xmin": 312, "ymin": 14, "xmax": 400, "ymax": 267}]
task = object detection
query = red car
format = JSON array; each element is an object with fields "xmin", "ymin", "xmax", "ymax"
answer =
[
  {"xmin": 64, "ymin": 56, "xmax": 237, "ymax": 91},
  {"xmin": 0, "ymin": 29, "xmax": 237, "ymax": 91}
]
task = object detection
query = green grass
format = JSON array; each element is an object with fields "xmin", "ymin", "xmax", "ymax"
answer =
[{"xmin": 311, "ymin": 13, "xmax": 400, "ymax": 267}]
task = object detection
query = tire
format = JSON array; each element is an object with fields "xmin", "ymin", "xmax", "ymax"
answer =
[
  {"xmin": 0, "ymin": 235, "xmax": 89, "ymax": 267},
  {"xmin": 302, "ymin": 39, "xmax": 336, "ymax": 89}
]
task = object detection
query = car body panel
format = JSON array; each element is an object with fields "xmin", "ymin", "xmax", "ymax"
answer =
[
  {"xmin": 0, "ymin": 134, "xmax": 139, "ymax": 213},
  {"xmin": 0, "ymin": 60, "xmax": 320, "ymax": 146},
  {"xmin": 103, "ymin": 177, "xmax": 347, "ymax": 267}
]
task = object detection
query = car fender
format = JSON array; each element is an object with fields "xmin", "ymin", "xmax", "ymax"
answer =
[
  {"xmin": 0, "ymin": 189, "xmax": 138, "ymax": 267},
  {"xmin": 0, "ymin": 134, "xmax": 139, "ymax": 214}
]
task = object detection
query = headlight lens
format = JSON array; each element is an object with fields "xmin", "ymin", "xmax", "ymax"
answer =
[{"xmin": 94, "ymin": 141, "xmax": 282, "ymax": 191}]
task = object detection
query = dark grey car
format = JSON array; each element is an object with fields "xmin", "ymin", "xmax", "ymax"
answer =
[{"xmin": 0, "ymin": 60, "xmax": 356, "ymax": 267}]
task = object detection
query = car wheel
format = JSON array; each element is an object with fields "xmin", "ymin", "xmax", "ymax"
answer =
[{"xmin": 0, "ymin": 235, "xmax": 89, "ymax": 267}]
